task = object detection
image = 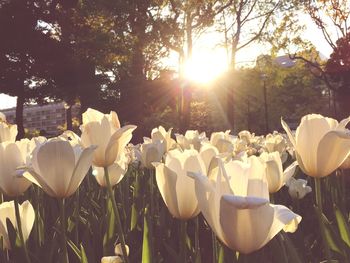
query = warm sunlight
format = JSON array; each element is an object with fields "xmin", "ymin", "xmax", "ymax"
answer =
[{"xmin": 183, "ymin": 48, "xmax": 229, "ymax": 84}]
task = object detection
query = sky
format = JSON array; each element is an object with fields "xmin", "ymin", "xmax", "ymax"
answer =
[{"xmin": 0, "ymin": 14, "xmax": 336, "ymax": 110}]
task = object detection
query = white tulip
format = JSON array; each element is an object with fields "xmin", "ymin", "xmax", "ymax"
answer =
[
  {"xmin": 0, "ymin": 139, "xmax": 35, "ymax": 197},
  {"xmin": 282, "ymin": 114, "xmax": 350, "ymax": 177},
  {"xmin": 0, "ymin": 119, "xmax": 17, "ymax": 143},
  {"xmin": 0, "ymin": 200, "xmax": 35, "ymax": 249},
  {"xmin": 24, "ymin": 139, "xmax": 96, "ymax": 198},
  {"xmin": 259, "ymin": 152, "xmax": 298, "ymax": 193},
  {"xmin": 153, "ymin": 148, "xmax": 209, "ymax": 220},
  {"xmin": 93, "ymin": 153, "xmax": 129, "ymax": 187},
  {"xmin": 190, "ymin": 156, "xmax": 301, "ymax": 254},
  {"xmin": 175, "ymin": 130, "xmax": 207, "ymax": 151},
  {"xmin": 80, "ymin": 108, "xmax": 136, "ymax": 167},
  {"xmin": 151, "ymin": 126, "xmax": 176, "ymax": 153}
]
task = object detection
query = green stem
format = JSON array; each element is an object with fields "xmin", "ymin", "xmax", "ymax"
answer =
[
  {"xmin": 212, "ymin": 231, "xmax": 217, "ymax": 263},
  {"xmin": 180, "ymin": 220, "xmax": 187, "ymax": 263},
  {"xmin": 75, "ymin": 189, "xmax": 79, "ymax": 244},
  {"xmin": 104, "ymin": 167, "xmax": 129, "ymax": 263},
  {"xmin": 315, "ymin": 177, "xmax": 323, "ymax": 211},
  {"xmin": 314, "ymin": 178, "xmax": 332, "ymax": 262},
  {"xmin": 0, "ymin": 193, "xmax": 3, "ymax": 203},
  {"xmin": 194, "ymin": 217, "xmax": 201, "ymax": 263},
  {"xmin": 59, "ymin": 198, "xmax": 69, "ymax": 263},
  {"xmin": 14, "ymin": 198, "xmax": 31, "ymax": 263}
]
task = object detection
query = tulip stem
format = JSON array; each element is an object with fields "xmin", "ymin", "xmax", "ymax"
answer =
[
  {"xmin": 59, "ymin": 198, "xmax": 69, "ymax": 263},
  {"xmin": 194, "ymin": 217, "xmax": 201, "ymax": 263},
  {"xmin": 212, "ymin": 231, "xmax": 217, "ymax": 263},
  {"xmin": 179, "ymin": 220, "xmax": 187, "ymax": 263},
  {"xmin": 315, "ymin": 178, "xmax": 323, "ymax": 211},
  {"xmin": 104, "ymin": 167, "xmax": 129, "ymax": 263},
  {"xmin": 14, "ymin": 198, "xmax": 31, "ymax": 263}
]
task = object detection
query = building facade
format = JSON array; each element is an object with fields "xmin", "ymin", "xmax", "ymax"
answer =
[{"xmin": 2, "ymin": 102, "xmax": 80, "ymax": 135}]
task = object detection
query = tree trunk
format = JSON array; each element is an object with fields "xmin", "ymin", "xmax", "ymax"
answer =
[
  {"xmin": 16, "ymin": 86, "xmax": 25, "ymax": 139},
  {"xmin": 66, "ymin": 105, "xmax": 72, "ymax": 131}
]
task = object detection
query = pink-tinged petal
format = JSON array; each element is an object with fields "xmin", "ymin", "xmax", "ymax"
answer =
[
  {"xmin": 220, "ymin": 195, "xmax": 272, "ymax": 254},
  {"xmin": 153, "ymin": 162, "xmax": 180, "ymax": 218},
  {"xmin": 316, "ymin": 130, "xmax": 350, "ymax": 177},
  {"xmin": 66, "ymin": 145, "xmax": 96, "ymax": 196},
  {"xmin": 36, "ymin": 140, "xmax": 76, "ymax": 197},
  {"xmin": 105, "ymin": 125, "xmax": 137, "ymax": 167}
]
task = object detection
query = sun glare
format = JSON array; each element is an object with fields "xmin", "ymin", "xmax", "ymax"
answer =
[{"xmin": 183, "ymin": 49, "xmax": 228, "ymax": 84}]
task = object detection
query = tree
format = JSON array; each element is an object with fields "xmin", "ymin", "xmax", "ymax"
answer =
[
  {"xmin": 215, "ymin": 0, "xmax": 285, "ymax": 130},
  {"xmin": 0, "ymin": 0, "xmax": 59, "ymax": 138},
  {"xmin": 325, "ymin": 33, "xmax": 350, "ymax": 118}
]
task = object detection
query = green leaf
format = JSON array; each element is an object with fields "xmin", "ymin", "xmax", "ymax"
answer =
[
  {"xmin": 68, "ymin": 239, "xmax": 82, "ymax": 261},
  {"xmin": 103, "ymin": 198, "xmax": 115, "ymax": 253},
  {"xmin": 80, "ymin": 243, "xmax": 89, "ymax": 263},
  {"xmin": 334, "ymin": 205, "xmax": 350, "ymax": 247},
  {"xmin": 142, "ymin": 208, "xmax": 153, "ymax": 263}
]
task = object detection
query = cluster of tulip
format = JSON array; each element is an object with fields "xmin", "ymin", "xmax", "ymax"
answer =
[{"xmin": 1, "ymin": 109, "xmax": 350, "ymax": 262}]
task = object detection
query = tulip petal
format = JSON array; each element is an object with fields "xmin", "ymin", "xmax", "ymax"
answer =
[
  {"xmin": 281, "ymin": 119, "xmax": 296, "ymax": 149},
  {"xmin": 220, "ymin": 194, "xmax": 273, "ymax": 254},
  {"xmin": 295, "ymin": 114, "xmax": 338, "ymax": 177},
  {"xmin": 81, "ymin": 118, "xmax": 112, "ymax": 167},
  {"xmin": 36, "ymin": 140, "xmax": 75, "ymax": 197},
  {"xmin": 23, "ymin": 171, "xmax": 57, "ymax": 197},
  {"xmin": 105, "ymin": 125, "xmax": 137, "ymax": 166},
  {"xmin": 338, "ymin": 116, "xmax": 350, "ymax": 130},
  {"xmin": 247, "ymin": 156, "xmax": 269, "ymax": 200},
  {"xmin": 316, "ymin": 130, "xmax": 350, "ymax": 177},
  {"xmin": 283, "ymin": 161, "xmax": 298, "ymax": 183},
  {"xmin": 268, "ymin": 204, "xmax": 301, "ymax": 236},
  {"xmin": 177, "ymin": 153, "xmax": 203, "ymax": 218},
  {"xmin": 82, "ymin": 108, "xmax": 105, "ymax": 123},
  {"xmin": 153, "ymin": 162, "xmax": 180, "ymax": 218},
  {"xmin": 66, "ymin": 146, "xmax": 96, "ymax": 196},
  {"xmin": 19, "ymin": 201, "xmax": 35, "ymax": 242},
  {"xmin": 190, "ymin": 170, "xmax": 226, "ymax": 243}
]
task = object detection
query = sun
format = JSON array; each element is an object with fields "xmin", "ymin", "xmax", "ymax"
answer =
[{"xmin": 183, "ymin": 48, "xmax": 228, "ymax": 84}]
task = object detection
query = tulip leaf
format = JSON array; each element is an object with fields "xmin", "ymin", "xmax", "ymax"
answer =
[
  {"xmin": 142, "ymin": 208, "xmax": 153, "ymax": 263},
  {"xmin": 334, "ymin": 205, "xmax": 350, "ymax": 247},
  {"xmin": 6, "ymin": 218, "xmax": 19, "ymax": 248},
  {"xmin": 68, "ymin": 239, "xmax": 82, "ymax": 261},
  {"xmin": 103, "ymin": 198, "xmax": 115, "ymax": 254},
  {"xmin": 80, "ymin": 244, "xmax": 89, "ymax": 263}
]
